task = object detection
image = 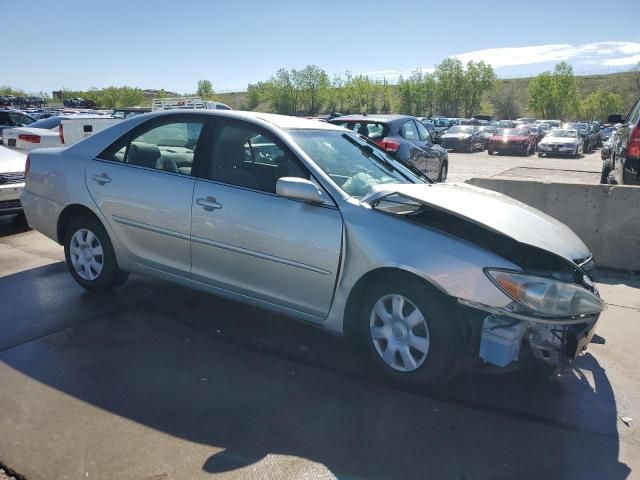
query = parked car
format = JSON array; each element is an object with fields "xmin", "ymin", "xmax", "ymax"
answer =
[
  {"xmin": 537, "ymin": 128, "xmax": 584, "ymax": 158},
  {"xmin": 601, "ymin": 126, "xmax": 616, "ymax": 142},
  {"xmin": 476, "ymin": 126, "xmax": 496, "ymax": 149},
  {"xmin": 0, "ymin": 145, "xmax": 27, "ymax": 218},
  {"xmin": 604, "ymin": 100, "xmax": 640, "ymax": 185},
  {"xmin": 538, "ymin": 120, "xmax": 561, "ymax": 129},
  {"xmin": 589, "ymin": 122, "xmax": 602, "ymax": 148},
  {"xmin": 432, "ymin": 117, "xmax": 452, "ymax": 135},
  {"xmin": 600, "ymin": 133, "xmax": 616, "ymax": 173},
  {"xmin": 439, "ymin": 125, "xmax": 484, "ymax": 153},
  {"xmin": 21, "ymin": 110, "xmax": 605, "ymax": 384},
  {"xmin": 0, "ymin": 110, "xmax": 35, "ymax": 142},
  {"xmin": 563, "ymin": 122, "xmax": 594, "ymax": 153},
  {"xmin": 515, "ymin": 117, "xmax": 537, "ymax": 124},
  {"xmin": 2, "ymin": 116, "xmax": 69, "ymax": 152},
  {"xmin": 496, "ymin": 120, "xmax": 515, "ymax": 129},
  {"xmin": 521, "ymin": 125, "xmax": 541, "ymax": 148},
  {"xmin": 418, "ymin": 118, "xmax": 438, "ymax": 139},
  {"xmin": 330, "ymin": 115, "xmax": 448, "ymax": 181},
  {"xmin": 487, "ymin": 128, "xmax": 535, "ymax": 156}
]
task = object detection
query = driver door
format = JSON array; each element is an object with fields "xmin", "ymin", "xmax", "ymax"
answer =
[{"xmin": 190, "ymin": 118, "xmax": 343, "ymax": 319}]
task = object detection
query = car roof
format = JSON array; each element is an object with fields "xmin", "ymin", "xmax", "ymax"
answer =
[
  {"xmin": 330, "ymin": 114, "xmax": 412, "ymax": 124},
  {"xmin": 141, "ymin": 109, "xmax": 345, "ymax": 131}
]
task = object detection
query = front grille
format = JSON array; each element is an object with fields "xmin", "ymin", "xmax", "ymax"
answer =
[
  {"xmin": 0, "ymin": 199, "xmax": 22, "ymax": 212},
  {"xmin": 0, "ymin": 172, "xmax": 25, "ymax": 185}
]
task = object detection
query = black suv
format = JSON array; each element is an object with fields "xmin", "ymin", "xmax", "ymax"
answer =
[
  {"xmin": 602, "ymin": 97, "xmax": 640, "ymax": 185},
  {"xmin": 329, "ymin": 114, "xmax": 449, "ymax": 182}
]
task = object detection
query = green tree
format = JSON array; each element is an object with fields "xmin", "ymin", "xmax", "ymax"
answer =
[
  {"xmin": 492, "ymin": 82, "xmax": 522, "ymax": 119},
  {"xmin": 580, "ymin": 89, "xmax": 623, "ymax": 121},
  {"xmin": 298, "ymin": 65, "xmax": 329, "ymax": 114},
  {"xmin": 461, "ymin": 61, "xmax": 496, "ymax": 117},
  {"xmin": 528, "ymin": 62, "xmax": 579, "ymax": 120},
  {"xmin": 434, "ymin": 58, "xmax": 465, "ymax": 117},
  {"xmin": 196, "ymin": 79, "xmax": 215, "ymax": 99}
]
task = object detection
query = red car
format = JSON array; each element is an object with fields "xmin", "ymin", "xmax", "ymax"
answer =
[{"xmin": 487, "ymin": 128, "xmax": 536, "ymax": 156}]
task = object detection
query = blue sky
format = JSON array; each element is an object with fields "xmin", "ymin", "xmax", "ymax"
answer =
[{"xmin": 2, "ymin": 0, "xmax": 639, "ymax": 94}]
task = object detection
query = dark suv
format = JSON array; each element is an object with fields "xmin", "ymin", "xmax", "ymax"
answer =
[
  {"xmin": 329, "ymin": 114, "xmax": 449, "ymax": 182},
  {"xmin": 603, "ymin": 98, "xmax": 640, "ymax": 185}
]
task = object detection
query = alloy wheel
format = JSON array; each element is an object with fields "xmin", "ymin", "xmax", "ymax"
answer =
[{"xmin": 369, "ymin": 294, "xmax": 430, "ymax": 372}]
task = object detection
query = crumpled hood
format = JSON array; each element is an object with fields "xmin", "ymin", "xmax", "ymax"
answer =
[{"xmin": 363, "ymin": 182, "xmax": 590, "ymax": 262}]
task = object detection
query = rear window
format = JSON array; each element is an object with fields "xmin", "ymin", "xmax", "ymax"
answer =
[
  {"xmin": 27, "ymin": 116, "xmax": 64, "ymax": 129},
  {"xmin": 333, "ymin": 121, "xmax": 388, "ymax": 140}
]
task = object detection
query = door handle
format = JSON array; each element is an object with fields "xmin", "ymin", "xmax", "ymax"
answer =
[
  {"xmin": 196, "ymin": 196, "xmax": 222, "ymax": 211},
  {"xmin": 91, "ymin": 173, "xmax": 112, "ymax": 185}
]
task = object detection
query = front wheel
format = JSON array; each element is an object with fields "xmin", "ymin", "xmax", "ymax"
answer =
[
  {"xmin": 600, "ymin": 159, "xmax": 613, "ymax": 184},
  {"xmin": 438, "ymin": 162, "xmax": 448, "ymax": 182},
  {"xmin": 64, "ymin": 216, "xmax": 129, "ymax": 292},
  {"xmin": 358, "ymin": 278, "xmax": 463, "ymax": 385}
]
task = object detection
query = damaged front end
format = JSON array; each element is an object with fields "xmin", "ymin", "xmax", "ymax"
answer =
[{"xmin": 363, "ymin": 184, "xmax": 606, "ymax": 369}]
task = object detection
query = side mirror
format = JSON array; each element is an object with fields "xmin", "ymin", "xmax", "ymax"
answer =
[
  {"xmin": 607, "ymin": 114, "xmax": 623, "ymax": 124},
  {"xmin": 276, "ymin": 177, "xmax": 324, "ymax": 204}
]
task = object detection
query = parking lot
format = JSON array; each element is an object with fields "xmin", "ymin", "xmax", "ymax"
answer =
[
  {"xmin": 446, "ymin": 148, "xmax": 604, "ymax": 184},
  {"xmin": 1, "ymin": 144, "xmax": 639, "ymax": 479}
]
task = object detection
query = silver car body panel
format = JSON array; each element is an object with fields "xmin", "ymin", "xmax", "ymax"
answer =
[{"xmin": 21, "ymin": 110, "xmax": 591, "ymax": 336}]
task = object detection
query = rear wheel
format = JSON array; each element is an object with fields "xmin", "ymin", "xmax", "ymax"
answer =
[
  {"xmin": 358, "ymin": 277, "xmax": 463, "ymax": 385},
  {"xmin": 600, "ymin": 159, "xmax": 613, "ymax": 184},
  {"xmin": 63, "ymin": 216, "xmax": 129, "ymax": 292}
]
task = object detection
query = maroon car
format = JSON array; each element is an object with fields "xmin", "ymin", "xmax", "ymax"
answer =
[{"xmin": 487, "ymin": 128, "xmax": 535, "ymax": 156}]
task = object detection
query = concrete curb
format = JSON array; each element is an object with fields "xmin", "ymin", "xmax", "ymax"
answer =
[{"xmin": 465, "ymin": 178, "xmax": 640, "ymax": 271}]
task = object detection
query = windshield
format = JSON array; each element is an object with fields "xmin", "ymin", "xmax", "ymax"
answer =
[
  {"xmin": 497, "ymin": 128, "xmax": 527, "ymax": 136},
  {"xmin": 548, "ymin": 129, "xmax": 577, "ymax": 138},
  {"xmin": 447, "ymin": 126, "xmax": 473, "ymax": 134},
  {"xmin": 434, "ymin": 119, "xmax": 449, "ymax": 127},
  {"xmin": 288, "ymin": 130, "xmax": 424, "ymax": 199},
  {"xmin": 27, "ymin": 116, "xmax": 64, "ymax": 129}
]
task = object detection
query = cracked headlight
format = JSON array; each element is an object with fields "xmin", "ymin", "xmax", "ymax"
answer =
[{"xmin": 485, "ymin": 269, "xmax": 606, "ymax": 317}]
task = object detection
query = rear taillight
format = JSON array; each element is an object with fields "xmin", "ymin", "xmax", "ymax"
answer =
[
  {"xmin": 374, "ymin": 137, "xmax": 401, "ymax": 153},
  {"xmin": 18, "ymin": 134, "xmax": 40, "ymax": 143},
  {"xmin": 628, "ymin": 125, "xmax": 640, "ymax": 159},
  {"xmin": 25, "ymin": 155, "xmax": 30, "ymax": 178},
  {"xmin": 59, "ymin": 124, "xmax": 65, "ymax": 144}
]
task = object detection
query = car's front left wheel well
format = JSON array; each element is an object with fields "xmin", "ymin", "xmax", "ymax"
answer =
[
  {"xmin": 56, "ymin": 204, "xmax": 100, "ymax": 245},
  {"xmin": 343, "ymin": 268, "xmax": 449, "ymax": 338}
]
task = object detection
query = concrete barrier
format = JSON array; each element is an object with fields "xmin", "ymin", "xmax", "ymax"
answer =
[{"xmin": 465, "ymin": 178, "xmax": 640, "ymax": 272}]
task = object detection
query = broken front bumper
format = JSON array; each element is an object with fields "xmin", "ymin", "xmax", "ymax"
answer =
[{"xmin": 459, "ymin": 299, "xmax": 600, "ymax": 368}]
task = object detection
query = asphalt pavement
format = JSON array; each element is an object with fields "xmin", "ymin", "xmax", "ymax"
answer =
[
  {"xmin": 0, "ymin": 212, "xmax": 639, "ymax": 480},
  {"xmin": 446, "ymin": 147, "xmax": 603, "ymax": 184}
]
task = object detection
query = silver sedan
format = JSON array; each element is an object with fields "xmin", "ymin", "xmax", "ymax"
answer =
[{"xmin": 21, "ymin": 110, "xmax": 605, "ymax": 385}]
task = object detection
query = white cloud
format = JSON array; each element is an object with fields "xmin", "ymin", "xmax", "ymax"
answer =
[
  {"xmin": 453, "ymin": 41, "xmax": 640, "ymax": 68},
  {"xmin": 602, "ymin": 53, "xmax": 640, "ymax": 66}
]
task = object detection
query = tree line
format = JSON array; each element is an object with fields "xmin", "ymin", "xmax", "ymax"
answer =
[{"xmin": 245, "ymin": 59, "xmax": 496, "ymax": 118}]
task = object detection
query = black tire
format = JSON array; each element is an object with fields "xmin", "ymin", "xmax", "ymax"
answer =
[
  {"xmin": 63, "ymin": 215, "xmax": 129, "ymax": 292},
  {"xmin": 357, "ymin": 276, "xmax": 464, "ymax": 386},
  {"xmin": 537, "ymin": 152, "xmax": 543, "ymax": 157},
  {"xmin": 438, "ymin": 162, "xmax": 448, "ymax": 182},
  {"xmin": 600, "ymin": 159, "xmax": 613, "ymax": 184}
]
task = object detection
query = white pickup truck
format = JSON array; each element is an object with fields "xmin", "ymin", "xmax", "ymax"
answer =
[{"xmin": 59, "ymin": 97, "xmax": 231, "ymax": 146}]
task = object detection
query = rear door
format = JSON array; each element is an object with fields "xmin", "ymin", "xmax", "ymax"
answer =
[
  {"xmin": 413, "ymin": 120, "xmax": 441, "ymax": 179},
  {"xmin": 189, "ymin": 117, "xmax": 343, "ymax": 319},
  {"xmin": 87, "ymin": 114, "xmax": 206, "ymax": 276},
  {"xmin": 399, "ymin": 119, "xmax": 430, "ymax": 173}
]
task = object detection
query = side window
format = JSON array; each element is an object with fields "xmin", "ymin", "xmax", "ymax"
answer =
[
  {"xmin": 628, "ymin": 99, "xmax": 640, "ymax": 125},
  {"xmin": 100, "ymin": 119, "xmax": 204, "ymax": 176},
  {"xmin": 415, "ymin": 121, "xmax": 432, "ymax": 142},
  {"xmin": 205, "ymin": 122, "xmax": 308, "ymax": 194},
  {"xmin": 400, "ymin": 121, "xmax": 418, "ymax": 140}
]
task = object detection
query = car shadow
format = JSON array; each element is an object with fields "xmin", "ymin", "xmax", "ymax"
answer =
[
  {"xmin": 0, "ymin": 265, "xmax": 633, "ymax": 479},
  {"xmin": 0, "ymin": 214, "xmax": 30, "ymax": 238}
]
